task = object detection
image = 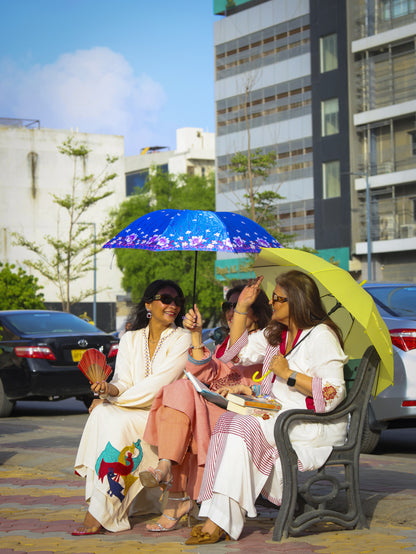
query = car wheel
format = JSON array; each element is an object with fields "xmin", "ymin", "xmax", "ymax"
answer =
[
  {"xmin": 0, "ymin": 380, "xmax": 15, "ymax": 417},
  {"xmin": 360, "ymin": 410, "xmax": 381, "ymax": 454}
]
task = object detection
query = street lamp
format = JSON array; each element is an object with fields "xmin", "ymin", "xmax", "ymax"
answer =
[
  {"xmin": 77, "ymin": 222, "xmax": 97, "ymax": 324},
  {"xmin": 349, "ymin": 171, "xmax": 372, "ymax": 281}
]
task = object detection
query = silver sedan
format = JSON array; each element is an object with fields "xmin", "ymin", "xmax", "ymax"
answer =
[{"xmin": 362, "ymin": 283, "xmax": 416, "ymax": 453}]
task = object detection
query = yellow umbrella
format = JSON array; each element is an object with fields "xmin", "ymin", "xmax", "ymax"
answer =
[{"xmin": 253, "ymin": 248, "xmax": 394, "ymax": 396}]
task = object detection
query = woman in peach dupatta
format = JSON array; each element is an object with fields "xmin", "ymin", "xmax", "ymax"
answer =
[{"xmin": 141, "ymin": 285, "xmax": 272, "ymax": 532}]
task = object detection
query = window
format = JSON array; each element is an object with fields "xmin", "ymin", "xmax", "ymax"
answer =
[
  {"xmin": 125, "ymin": 170, "xmax": 148, "ymax": 196},
  {"xmin": 381, "ymin": 0, "xmax": 416, "ymax": 19},
  {"xmin": 320, "ymin": 34, "xmax": 338, "ymax": 73},
  {"xmin": 323, "ymin": 161, "xmax": 341, "ymax": 198},
  {"xmin": 321, "ymin": 98, "xmax": 339, "ymax": 136},
  {"xmin": 408, "ymin": 130, "xmax": 416, "ymax": 155}
]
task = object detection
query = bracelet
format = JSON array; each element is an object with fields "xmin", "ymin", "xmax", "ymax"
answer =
[
  {"xmin": 191, "ymin": 344, "xmax": 205, "ymax": 349},
  {"xmin": 234, "ymin": 309, "xmax": 248, "ymax": 315}
]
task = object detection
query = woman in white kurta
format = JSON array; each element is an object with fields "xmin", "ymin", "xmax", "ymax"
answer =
[
  {"xmin": 72, "ymin": 279, "xmax": 191, "ymax": 535},
  {"xmin": 185, "ymin": 271, "xmax": 348, "ymax": 545}
]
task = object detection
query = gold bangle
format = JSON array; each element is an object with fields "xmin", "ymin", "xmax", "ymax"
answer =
[{"xmin": 191, "ymin": 344, "xmax": 204, "ymax": 349}]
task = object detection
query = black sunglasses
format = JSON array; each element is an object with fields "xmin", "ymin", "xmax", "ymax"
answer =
[
  {"xmin": 222, "ymin": 301, "xmax": 237, "ymax": 312},
  {"xmin": 272, "ymin": 292, "xmax": 288, "ymax": 304},
  {"xmin": 152, "ymin": 294, "xmax": 185, "ymax": 308}
]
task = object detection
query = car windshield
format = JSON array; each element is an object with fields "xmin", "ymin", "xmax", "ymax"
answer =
[
  {"xmin": 1, "ymin": 312, "xmax": 103, "ymax": 335},
  {"xmin": 365, "ymin": 285, "xmax": 416, "ymax": 319}
]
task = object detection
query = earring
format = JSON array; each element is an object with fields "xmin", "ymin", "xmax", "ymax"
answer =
[{"xmin": 146, "ymin": 310, "xmax": 152, "ymax": 319}]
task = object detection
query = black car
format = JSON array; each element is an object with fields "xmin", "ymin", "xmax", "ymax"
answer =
[{"xmin": 0, "ymin": 310, "xmax": 119, "ymax": 416}]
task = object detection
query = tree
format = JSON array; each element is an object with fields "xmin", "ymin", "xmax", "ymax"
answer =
[
  {"xmin": 0, "ymin": 263, "xmax": 45, "ymax": 310},
  {"xmin": 223, "ymin": 79, "xmax": 294, "ymax": 246},
  {"xmin": 13, "ymin": 136, "xmax": 118, "ymax": 312},
  {"xmin": 230, "ymin": 149, "xmax": 294, "ymax": 245},
  {"xmin": 109, "ymin": 169, "xmax": 224, "ymax": 324}
]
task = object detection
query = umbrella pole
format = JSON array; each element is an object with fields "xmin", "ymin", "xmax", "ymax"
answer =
[{"xmin": 192, "ymin": 251, "xmax": 198, "ymax": 307}]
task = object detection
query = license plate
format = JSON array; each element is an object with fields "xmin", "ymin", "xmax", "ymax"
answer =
[{"xmin": 72, "ymin": 349, "xmax": 87, "ymax": 362}]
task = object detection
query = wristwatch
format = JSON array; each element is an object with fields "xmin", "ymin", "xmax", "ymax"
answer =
[{"xmin": 287, "ymin": 371, "xmax": 297, "ymax": 387}]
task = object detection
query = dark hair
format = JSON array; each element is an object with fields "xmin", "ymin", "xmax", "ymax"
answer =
[
  {"xmin": 129, "ymin": 279, "xmax": 185, "ymax": 330},
  {"xmin": 221, "ymin": 282, "xmax": 272, "ymax": 330},
  {"xmin": 264, "ymin": 270, "xmax": 343, "ymax": 347}
]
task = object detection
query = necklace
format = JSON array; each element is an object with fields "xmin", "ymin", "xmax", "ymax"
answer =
[{"xmin": 144, "ymin": 327, "xmax": 177, "ymax": 377}]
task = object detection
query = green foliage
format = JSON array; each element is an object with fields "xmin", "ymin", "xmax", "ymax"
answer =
[
  {"xmin": 0, "ymin": 263, "xmax": 45, "ymax": 310},
  {"xmin": 13, "ymin": 136, "xmax": 118, "ymax": 311},
  {"xmin": 109, "ymin": 170, "xmax": 224, "ymax": 324},
  {"xmin": 230, "ymin": 149, "xmax": 277, "ymax": 180},
  {"xmin": 230, "ymin": 150, "xmax": 294, "ymax": 246}
]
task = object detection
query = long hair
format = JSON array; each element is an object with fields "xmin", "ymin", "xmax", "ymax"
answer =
[
  {"xmin": 221, "ymin": 283, "xmax": 272, "ymax": 330},
  {"xmin": 129, "ymin": 279, "xmax": 186, "ymax": 330},
  {"xmin": 264, "ymin": 270, "xmax": 343, "ymax": 347}
]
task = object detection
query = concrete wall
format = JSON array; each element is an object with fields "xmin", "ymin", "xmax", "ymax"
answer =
[{"xmin": 0, "ymin": 126, "xmax": 125, "ymax": 315}]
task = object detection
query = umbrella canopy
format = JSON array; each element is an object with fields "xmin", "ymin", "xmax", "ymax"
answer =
[
  {"xmin": 104, "ymin": 209, "xmax": 282, "ymax": 302},
  {"xmin": 253, "ymin": 248, "xmax": 393, "ymax": 396},
  {"xmin": 103, "ymin": 209, "xmax": 282, "ymax": 253}
]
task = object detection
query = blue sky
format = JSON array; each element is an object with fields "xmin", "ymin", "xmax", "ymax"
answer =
[{"xmin": 0, "ymin": 0, "xmax": 219, "ymax": 155}]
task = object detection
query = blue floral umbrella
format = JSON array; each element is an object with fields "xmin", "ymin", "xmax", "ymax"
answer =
[{"xmin": 104, "ymin": 209, "xmax": 282, "ymax": 302}]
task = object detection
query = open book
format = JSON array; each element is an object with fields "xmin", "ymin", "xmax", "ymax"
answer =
[{"xmin": 184, "ymin": 370, "xmax": 228, "ymax": 409}]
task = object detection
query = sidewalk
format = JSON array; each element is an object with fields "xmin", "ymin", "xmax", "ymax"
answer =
[{"xmin": 0, "ymin": 410, "xmax": 415, "ymax": 554}]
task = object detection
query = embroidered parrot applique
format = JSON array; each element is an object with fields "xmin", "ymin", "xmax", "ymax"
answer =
[{"xmin": 95, "ymin": 439, "xmax": 143, "ymax": 502}]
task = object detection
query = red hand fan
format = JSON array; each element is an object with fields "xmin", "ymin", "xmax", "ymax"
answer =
[{"xmin": 78, "ymin": 348, "xmax": 112, "ymax": 384}]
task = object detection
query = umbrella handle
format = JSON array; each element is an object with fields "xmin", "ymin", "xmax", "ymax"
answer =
[{"xmin": 252, "ymin": 369, "xmax": 271, "ymax": 383}]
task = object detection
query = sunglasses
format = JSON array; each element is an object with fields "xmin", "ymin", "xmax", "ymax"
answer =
[
  {"xmin": 221, "ymin": 301, "xmax": 237, "ymax": 312},
  {"xmin": 272, "ymin": 292, "xmax": 288, "ymax": 304},
  {"xmin": 152, "ymin": 294, "xmax": 185, "ymax": 308}
]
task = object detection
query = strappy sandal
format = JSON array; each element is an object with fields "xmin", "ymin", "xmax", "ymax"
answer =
[
  {"xmin": 145, "ymin": 496, "xmax": 193, "ymax": 532},
  {"xmin": 139, "ymin": 459, "xmax": 173, "ymax": 490}
]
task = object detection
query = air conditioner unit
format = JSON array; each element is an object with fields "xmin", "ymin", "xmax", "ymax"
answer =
[{"xmin": 400, "ymin": 224, "xmax": 416, "ymax": 238}]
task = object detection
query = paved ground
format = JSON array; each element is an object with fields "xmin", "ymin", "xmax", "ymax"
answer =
[{"xmin": 0, "ymin": 404, "xmax": 415, "ymax": 553}]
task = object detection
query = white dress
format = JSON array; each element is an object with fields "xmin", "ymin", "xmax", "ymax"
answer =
[
  {"xmin": 74, "ymin": 325, "xmax": 191, "ymax": 532},
  {"xmin": 198, "ymin": 324, "xmax": 348, "ymax": 540}
]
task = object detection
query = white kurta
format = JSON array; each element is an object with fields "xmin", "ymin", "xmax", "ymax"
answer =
[
  {"xmin": 198, "ymin": 324, "xmax": 348, "ymax": 540},
  {"xmin": 74, "ymin": 325, "xmax": 191, "ymax": 532}
]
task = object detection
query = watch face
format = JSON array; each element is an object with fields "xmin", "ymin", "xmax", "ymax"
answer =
[{"xmin": 287, "ymin": 372, "xmax": 297, "ymax": 386}]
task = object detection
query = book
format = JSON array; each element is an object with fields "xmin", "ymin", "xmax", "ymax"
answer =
[
  {"xmin": 226, "ymin": 401, "xmax": 281, "ymax": 418},
  {"xmin": 184, "ymin": 370, "xmax": 228, "ymax": 409},
  {"xmin": 226, "ymin": 393, "xmax": 282, "ymax": 411}
]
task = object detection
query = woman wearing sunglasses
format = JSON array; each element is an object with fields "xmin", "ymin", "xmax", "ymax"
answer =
[
  {"xmin": 140, "ymin": 284, "xmax": 272, "ymax": 532},
  {"xmin": 72, "ymin": 279, "xmax": 191, "ymax": 536},
  {"xmin": 185, "ymin": 270, "xmax": 348, "ymax": 545}
]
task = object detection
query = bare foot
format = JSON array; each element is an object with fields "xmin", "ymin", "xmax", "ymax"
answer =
[
  {"xmin": 72, "ymin": 511, "xmax": 102, "ymax": 535},
  {"xmin": 154, "ymin": 459, "xmax": 172, "ymax": 484},
  {"xmin": 200, "ymin": 518, "xmax": 220, "ymax": 535}
]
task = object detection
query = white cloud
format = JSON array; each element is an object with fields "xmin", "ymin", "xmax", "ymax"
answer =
[{"xmin": 0, "ymin": 47, "xmax": 167, "ymax": 154}]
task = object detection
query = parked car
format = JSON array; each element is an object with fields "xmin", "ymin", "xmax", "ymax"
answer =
[
  {"xmin": 201, "ymin": 326, "xmax": 228, "ymax": 353},
  {"xmin": 0, "ymin": 310, "xmax": 119, "ymax": 416},
  {"xmin": 361, "ymin": 283, "xmax": 416, "ymax": 453}
]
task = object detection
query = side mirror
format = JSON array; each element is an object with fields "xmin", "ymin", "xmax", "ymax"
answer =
[{"xmin": 211, "ymin": 326, "xmax": 228, "ymax": 345}]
